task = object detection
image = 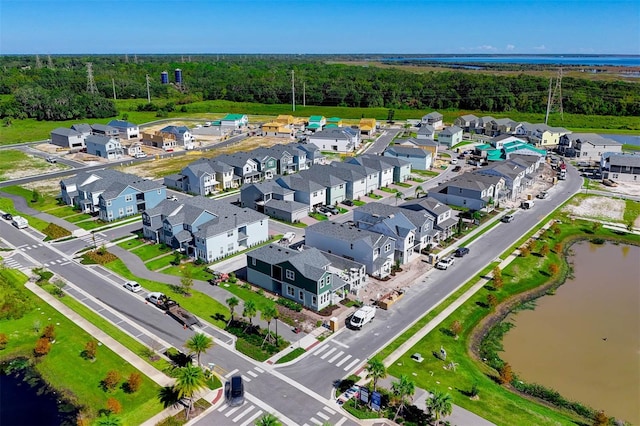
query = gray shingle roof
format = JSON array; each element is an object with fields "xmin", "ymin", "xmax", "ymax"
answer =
[
  {"xmin": 306, "ymin": 221, "xmax": 393, "ymax": 249},
  {"xmin": 85, "ymin": 134, "xmax": 115, "ymax": 146},
  {"xmin": 277, "ymin": 174, "xmax": 326, "ymax": 193},
  {"xmin": 91, "ymin": 123, "xmax": 119, "ymax": 133},
  {"xmin": 298, "ymin": 167, "xmax": 346, "ymax": 188},
  {"xmin": 265, "ymin": 198, "xmax": 308, "ymax": 213},
  {"xmin": 248, "ymin": 244, "xmax": 330, "ymax": 281},
  {"xmin": 385, "ymin": 146, "xmax": 429, "ymax": 158},
  {"xmin": 401, "ymin": 196, "xmax": 452, "ymax": 216},
  {"xmin": 431, "ymin": 172, "xmax": 502, "ymax": 193},
  {"xmin": 439, "ymin": 126, "xmax": 463, "ymax": 136},
  {"xmin": 71, "ymin": 123, "xmax": 92, "ymax": 133},
  {"xmin": 51, "ymin": 127, "xmax": 81, "ymax": 137},
  {"xmin": 396, "ymin": 137, "xmax": 438, "ymax": 147},
  {"xmin": 603, "ymin": 152, "xmax": 640, "ymax": 167}
]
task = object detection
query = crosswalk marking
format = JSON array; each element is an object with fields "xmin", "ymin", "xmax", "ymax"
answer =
[
  {"xmin": 241, "ymin": 374, "xmax": 251, "ymax": 382},
  {"xmin": 232, "ymin": 405, "xmax": 254, "ymax": 423},
  {"xmin": 333, "ymin": 340, "xmax": 349, "ymax": 348},
  {"xmin": 225, "ymin": 368, "xmax": 239, "ymax": 378},
  {"xmin": 328, "ymin": 350, "xmax": 344, "ymax": 363},
  {"xmin": 217, "ymin": 404, "xmax": 228, "ymax": 412},
  {"xmin": 316, "ymin": 411, "xmax": 330, "ymax": 420},
  {"xmin": 320, "ymin": 347, "xmax": 337, "ymax": 360},
  {"xmin": 239, "ymin": 409, "xmax": 263, "ymax": 426},
  {"xmin": 313, "ymin": 345, "xmax": 329, "ymax": 356},
  {"xmin": 322, "ymin": 406, "xmax": 336, "ymax": 415},
  {"xmin": 224, "ymin": 405, "xmax": 243, "ymax": 417},
  {"xmin": 254, "ymin": 366, "xmax": 265, "ymax": 373},
  {"xmin": 247, "ymin": 370, "xmax": 258, "ymax": 378},
  {"xmin": 309, "ymin": 417, "xmax": 322, "ymax": 425},
  {"xmin": 343, "ymin": 358, "xmax": 360, "ymax": 371},
  {"xmin": 335, "ymin": 354, "xmax": 351, "ymax": 367}
]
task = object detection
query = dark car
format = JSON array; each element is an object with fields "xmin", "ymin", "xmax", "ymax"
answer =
[
  {"xmin": 342, "ymin": 199, "xmax": 354, "ymax": 207},
  {"xmin": 453, "ymin": 166, "xmax": 462, "ymax": 172},
  {"xmin": 225, "ymin": 375, "xmax": 245, "ymax": 407},
  {"xmin": 454, "ymin": 247, "xmax": 470, "ymax": 257},
  {"xmin": 2, "ymin": 213, "xmax": 12, "ymax": 221},
  {"xmin": 328, "ymin": 206, "xmax": 340, "ymax": 215}
]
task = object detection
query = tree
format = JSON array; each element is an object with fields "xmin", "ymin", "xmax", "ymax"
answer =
[
  {"xmin": 103, "ymin": 370, "xmax": 121, "ymax": 392},
  {"xmin": 427, "ymin": 390, "xmax": 453, "ymax": 424},
  {"xmin": 498, "ymin": 362, "xmax": 513, "ymax": 385},
  {"xmin": 540, "ymin": 244, "xmax": 550, "ymax": 256},
  {"xmin": 106, "ymin": 397, "xmax": 122, "ymax": 414},
  {"xmin": 520, "ymin": 246, "xmax": 530, "ymax": 257},
  {"xmin": 415, "ymin": 185, "xmax": 423, "ymax": 198},
  {"xmin": 549, "ymin": 263, "xmax": 560, "ymax": 276},
  {"xmin": 365, "ymin": 357, "xmax": 387, "ymax": 392},
  {"xmin": 261, "ymin": 304, "xmax": 278, "ymax": 348},
  {"xmin": 391, "ymin": 374, "xmax": 415, "ymax": 421},
  {"xmin": 255, "ymin": 413, "xmax": 282, "ymax": 426},
  {"xmin": 492, "ymin": 266, "xmax": 502, "ymax": 281},
  {"xmin": 0, "ymin": 333, "xmax": 8, "ymax": 350},
  {"xmin": 551, "ymin": 223, "xmax": 561, "ymax": 235},
  {"xmin": 31, "ymin": 189, "xmax": 41, "ymax": 203},
  {"xmin": 487, "ymin": 294, "xmax": 498, "ymax": 310},
  {"xmin": 84, "ymin": 340, "xmax": 98, "ymax": 360},
  {"xmin": 34, "ymin": 337, "xmax": 51, "ymax": 356},
  {"xmin": 42, "ymin": 324, "xmax": 56, "ymax": 341},
  {"xmin": 387, "ymin": 109, "xmax": 395, "ymax": 123},
  {"xmin": 395, "ymin": 191, "xmax": 402, "ymax": 205},
  {"xmin": 243, "ymin": 300, "xmax": 257, "ymax": 331},
  {"xmin": 185, "ymin": 333, "xmax": 213, "ymax": 366},
  {"xmin": 627, "ymin": 220, "xmax": 634, "ymax": 232},
  {"xmin": 226, "ymin": 296, "xmax": 239, "ymax": 325},
  {"xmin": 121, "ymin": 113, "xmax": 129, "ymax": 121},
  {"xmin": 553, "ymin": 242, "xmax": 563, "ymax": 254},
  {"xmin": 174, "ymin": 364, "xmax": 207, "ymax": 420},
  {"xmin": 180, "ymin": 267, "xmax": 194, "ymax": 295},
  {"xmin": 127, "ymin": 372, "xmax": 142, "ymax": 393},
  {"xmin": 449, "ymin": 320, "xmax": 462, "ymax": 339}
]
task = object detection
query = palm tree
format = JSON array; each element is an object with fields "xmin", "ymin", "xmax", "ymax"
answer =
[
  {"xmin": 365, "ymin": 357, "xmax": 387, "ymax": 391},
  {"xmin": 174, "ymin": 364, "xmax": 207, "ymax": 420},
  {"xmin": 185, "ymin": 333, "xmax": 213, "ymax": 367},
  {"xmin": 243, "ymin": 300, "xmax": 257, "ymax": 332},
  {"xmin": 391, "ymin": 374, "xmax": 415, "ymax": 421},
  {"xmin": 261, "ymin": 304, "xmax": 278, "ymax": 348},
  {"xmin": 226, "ymin": 296, "xmax": 240, "ymax": 326},
  {"xmin": 255, "ymin": 413, "xmax": 282, "ymax": 426},
  {"xmin": 428, "ymin": 390, "xmax": 453, "ymax": 424},
  {"xmin": 415, "ymin": 185, "xmax": 423, "ymax": 198},
  {"xmin": 395, "ymin": 191, "xmax": 402, "ymax": 205}
]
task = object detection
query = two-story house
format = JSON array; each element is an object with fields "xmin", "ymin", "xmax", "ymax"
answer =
[
  {"xmin": 560, "ymin": 133, "xmax": 622, "ymax": 161},
  {"xmin": 438, "ymin": 126, "xmax": 463, "ymax": 148},
  {"xmin": 305, "ymin": 221, "xmax": 395, "ymax": 279},
  {"xmin": 91, "ymin": 124, "xmax": 120, "ymax": 140},
  {"xmin": 220, "ymin": 114, "xmax": 248, "ymax": 130},
  {"xmin": 417, "ymin": 124, "xmax": 436, "ymax": 140},
  {"xmin": 601, "ymin": 152, "xmax": 640, "ymax": 182},
  {"xmin": 85, "ymin": 135, "xmax": 123, "ymax": 160},
  {"xmin": 359, "ymin": 118, "xmax": 377, "ymax": 136},
  {"xmin": 160, "ymin": 125, "xmax": 195, "ymax": 150},
  {"xmin": 475, "ymin": 161, "xmax": 527, "ymax": 200},
  {"xmin": 217, "ymin": 154, "xmax": 262, "ymax": 184},
  {"xmin": 307, "ymin": 115, "xmax": 326, "ymax": 132},
  {"xmin": 395, "ymin": 137, "xmax": 439, "ymax": 160},
  {"xmin": 402, "ymin": 196, "xmax": 457, "ymax": 243},
  {"xmin": 330, "ymin": 162, "xmax": 380, "ymax": 196},
  {"xmin": 107, "ymin": 120, "xmax": 140, "ymax": 140},
  {"xmin": 50, "ymin": 128, "xmax": 86, "ymax": 149},
  {"xmin": 240, "ymin": 181, "xmax": 308, "ymax": 223},
  {"xmin": 384, "ymin": 146, "xmax": 432, "ymax": 170},
  {"xmin": 307, "ymin": 127, "xmax": 360, "ymax": 153},
  {"xmin": 428, "ymin": 172, "xmax": 505, "ymax": 210},
  {"xmin": 347, "ymin": 155, "xmax": 395, "ymax": 188},
  {"xmin": 454, "ymin": 114, "xmax": 479, "ymax": 133},
  {"xmin": 276, "ymin": 174, "xmax": 327, "ymax": 210},
  {"xmin": 298, "ymin": 167, "xmax": 347, "ymax": 205},
  {"xmin": 421, "ymin": 112, "xmax": 444, "ymax": 130}
]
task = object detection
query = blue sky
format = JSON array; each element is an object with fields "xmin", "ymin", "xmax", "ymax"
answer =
[{"xmin": 1, "ymin": 0, "xmax": 638, "ymax": 54}]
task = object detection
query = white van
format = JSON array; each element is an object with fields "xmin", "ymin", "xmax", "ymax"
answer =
[
  {"xmin": 12, "ymin": 216, "xmax": 28, "ymax": 229},
  {"xmin": 349, "ymin": 306, "xmax": 376, "ymax": 329}
]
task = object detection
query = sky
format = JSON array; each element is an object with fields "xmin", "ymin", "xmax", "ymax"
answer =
[{"xmin": 1, "ymin": 0, "xmax": 639, "ymax": 54}]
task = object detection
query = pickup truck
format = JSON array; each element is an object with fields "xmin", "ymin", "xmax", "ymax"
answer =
[
  {"xmin": 147, "ymin": 292, "xmax": 201, "ymax": 328},
  {"xmin": 349, "ymin": 306, "xmax": 376, "ymax": 329},
  {"xmin": 436, "ymin": 257, "xmax": 455, "ymax": 270}
]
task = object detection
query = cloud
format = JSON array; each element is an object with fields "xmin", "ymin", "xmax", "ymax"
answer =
[
  {"xmin": 477, "ymin": 45, "xmax": 497, "ymax": 51},
  {"xmin": 533, "ymin": 45, "xmax": 546, "ymax": 51},
  {"xmin": 506, "ymin": 44, "xmax": 515, "ymax": 51}
]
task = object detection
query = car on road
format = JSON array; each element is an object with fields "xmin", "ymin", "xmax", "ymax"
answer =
[
  {"xmin": 501, "ymin": 214, "xmax": 514, "ymax": 223},
  {"xmin": 124, "ymin": 281, "xmax": 142, "ymax": 293},
  {"xmin": 46, "ymin": 156, "xmax": 57, "ymax": 163},
  {"xmin": 2, "ymin": 213, "xmax": 12, "ymax": 221},
  {"xmin": 537, "ymin": 191, "xmax": 549, "ymax": 199},
  {"xmin": 454, "ymin": 247, "xmax": 470, "ymax": 257},
  {"xmin": 452, "ymin": 165, "xmax": 462, "ymax": 172},
  {"xmin": 166, "ymin": 195, "xmax": 179, "ymax": 201},
  {"xmin": 225, "ymin": 376, "xmax": 245, "ymax": 407},
  {"xmin": 436, "ymin": 257, "xmax": 455, "ymax": 270}
]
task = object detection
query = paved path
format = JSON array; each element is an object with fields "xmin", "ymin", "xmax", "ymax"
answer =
[{"xmin": 0, "ymin": 190, "xmax": 82, "ymax": 232}]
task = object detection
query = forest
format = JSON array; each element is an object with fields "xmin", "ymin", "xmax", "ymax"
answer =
[{"xmin": 0, "ymin": 55, "xmax": 638, "ymax": 122}]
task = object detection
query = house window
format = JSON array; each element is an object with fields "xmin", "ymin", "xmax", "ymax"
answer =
[
  {"xmin": 251, "ymin": 257, "xmax": 256, "ymax": 266},
  {"xmin": 227, "ymin": 243, "xmax": 234, "ymax": 251},
  {"xmin": 384, "ymin": 243, "xmax": 391, "ymax": 252},
  {"xmin": 157, "ymin": 189, "xmax": 161, "ymax": 194},
  {"xmin": 287, "ymin": 286, "xmax": 295, "ymax": 296},
  {"xmin": 327, "ymin": 276, "xmax": 331, "ymax": 285},
  {"xmin": 125, "ymin": 194, "xmax": 134, "ymax": 202},
  {"xmin": 312, "ymin": 296, "xmax": 317, "ymax": 306},
  {"xmin": 227, "ymin": 230, "xmax": 234, "ymax": 237},
  {"xmin": 299, "ymin": 290, "xmax": 304, "ymax": 300},
  {"xmin": 118, "ymin": 208, "xmax": 124, "ymax": 216},
  {"xmin": 108, "ymin": 211, "xmax": 113, "ymax": 219},
  {"xmin": 126, "ymin": 206, "xmax": 134, "ymax": 214},
  {"xmin": 106, "ymin": 200, "xmax": 112, "ymax": 206},
  {"xmin": 286, "ymin": 270, "xmax": 295, "ymax": 281},
  {"xmin": 319, "ymin": 278, "xmax": 324, "ymax": 288},
  {"xmin": 220, "ymin": 247, "xmax": 224, "ymax": 254}
]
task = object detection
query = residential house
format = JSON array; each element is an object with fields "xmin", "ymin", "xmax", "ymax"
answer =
[
  {"xmin": 307, "ymin": 115, "xmax": 326, "ymax": 132},
  {"xmin": 417, "ymin": 124, "xmax": 436, "ymax": 140},
  {"xmin": 276, "ymin": 174, "xmax": 327, "ymax": 209},
  {"xmin": 374, "ymin": 156, "xmax": 412, "ymax": 183},
  {"xmin": 160, "ymin": 125, "xmax": 195, "ymax": 150},
  {"xmin": 276, "ymin": 115, "xmax": 295, "ymax": 126},
  {"xmin": 247, "ymin": 151, "xmax": 278, "ymax": 180},
  {"xmin": 126, "ymin": 143, "xmax": 144, "ymax": 157},
  {"xmin": 601, "ymin": 152, "xmax": 640, "ymax": 182},
  {"xmin": 438, "ymin": 126, "xmax": 463, "ymax": 148},
  {"xmin": 261, "ymin": 122, "xmax": 294, "ymax": 138},
  {"xmin": 91, "ymin": 124, "xmax": 120, "ymax": 140},
  {"xmin": 220, "ymin": 114, "xmax": 249, "ymax": 130},
  {"xmin": 241, "ymin": 181, "xmax": 308, "ymax": 223},
  {"xmin": 216, "ymin": 154, "xmax": 262, "ymax": 184},
  {"xmin": 60, "ymin": 169, "xmax": 165, "ymax": 220},
  {"xmin": 401, "ymin": 196, "xmax": 457, "ymax": 242},
  {"xmin": 141, "ymin": 131, "xmax": 177, "ymax": 150},
  {"xmin": 85, "ymin": 135, "xmax": 123, "ymax": 160},
  {"xmin": 294, "ymin": 143, "xmax": 326, "ymax": 166},
  {"xmin": 305, "ymin": 221, "xmax": 395, "ymax": 278},
  {"xmin": 347, "ymin": 155, "xmax": 395, "ymax": 188},
  {"xmin": 50, "ymin": 128, "xmax": 85, "ymax": 149},
  {"xmin": 142, "ymin": 196, "xmax": 268, "ymax": 262},
  {"xmin": 297, "ymin": 167, "xmax": 347, "ymax": 205},
  {"xmin": 359, "ymin": 118, "xmax": 377, "ymax": 135},
  {"xmin": 172, "ymin": 159, "xmax": 220, "ymax": 196},
  {"xmin": 508, "ymin": 153, "xmax": 545, "ymax": 173},
  {"xmin": 253, "ymin": 146, "xmax": 297, "ymax": 175},
  {"xmin": 428, "ymin": 172, "xmax": 505, "ymax": 210},
  {"xmin": 384, "ymin": 146, "xmax": 432, "ymax": 170},
  {"xmin": 71, "ymin": 124, "xmax": 93, "ymax": 139},
  {"xmin": 307, "ymin": 127, "xmax": 360, "ymax": 153},
  {"xmin": 330, "ymin": 162, "xmax": 380, "ymax": 195},
  {"xmin": 107, "ymin": 120, "xmax": 140, "ymax": 140},
  {"xmin": 322, "ymin": 164, "xmax": 368, "ymax": 201},
  {"xmin": 494, "ymin": 118, "xmax": 518, "ymax": 135},
  {"xmin": 454, "ymin": 114, "xmax": 479, "ymax": 132},
  {"xmin": 475, "ymin": 161, "xmax": 527, "ymax": 200},
  {"xmin": 326, "ymin": 117, "xmax": 343, "ymax": 128},
  {"xmin": 421, "ymin": 112, "xmax": 444, "ymax": 130},
  {"xmin": 529, "ymin": 124, "xmax": 570, "ymax": 147},
  {"xmin": 395, "ymin": 137, "xmax": 439, "ymax": 160},
  {"xmin": 246, "ymin": 244, "xmax": 360, "ymax": 311},
  {"xmin": 559, "ymin": 133, "xmax": 622, "ymax": 161}
]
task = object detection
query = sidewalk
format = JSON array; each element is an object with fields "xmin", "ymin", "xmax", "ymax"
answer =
[{"xmin": 0, "ymin": 190, "xmax": 82, "ymax": 233}]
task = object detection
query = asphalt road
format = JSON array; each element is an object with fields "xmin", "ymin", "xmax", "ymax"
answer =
[{"xmin": 363, "ymin": 128, "xmax": 402, "ymax": 155}]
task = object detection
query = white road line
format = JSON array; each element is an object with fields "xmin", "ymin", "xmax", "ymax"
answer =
[
  {"xmin": 247, "ymin": 370, "xmax": 258, "ymax": 378},
  {"xmin": 334, "ymin": 417, "xmax": 348, "ymax": 426},
  {"xmin": 241, "ymin": 374, "xmax": 251, "ymax": 382},
  {"xmin": 320, "ymin": 347, "xmax": 337, "ymax": 360},
  {"xmin": 217, "ymin": 403, "xmax": 228, "ymax": 412},
  {"xmin": 224, "ymin": 405, "xmax": 243, "ymax": 417},
  {"xmin": 232, "ymin": 405, "xmax": 254, "ymax": 423},
  {"xmin": 239, "ymin": 410, "xmax": 263, "ymax": 426},
  {"xmin": 322, "ymin": 406, "xmax": 336, "ymax": 415},
  {"xmin": 316, "ymin": 411, "xmax": 330, "ymax": 420},
  {"xmin": 254, "ymin": 366, "xmax": 265, "ymax": 373},
  {"xmin": 309, "ymin": 417, "xmax": 322, "ymax": 425},
  {"xmin": 333, "ymin": 340, "xmax": 349, "ymax": 348},
  {"xmin": 312, "ymin": 345, "xmax": 329, "ymax": 356},
  {"xmin": 335, "ymin": 354, "xmax": 351, "ymax": 367},
  {"xmin": 225, "ymin": 368, "xmax": 239, "ymax": 378},
  {"xmin": 328, "ymin": 350, "xmax": 344, "ymax": 364},
  {"xmin": 343, "ymin": 358, "xmax": 360, "ymax": 371}
]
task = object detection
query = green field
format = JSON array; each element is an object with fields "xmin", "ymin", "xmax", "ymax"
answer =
[{"xmin": 131, "ymin": 244, "xmax": 173, "ymax": 262}]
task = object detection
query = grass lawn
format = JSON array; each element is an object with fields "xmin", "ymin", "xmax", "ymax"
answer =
[
  {"xmin": 220, "ymin": 282, "xmax": 279, "ymax": 313},
  {"xmin": 367, "ymin": 193, "xmax": 383, "ymax": 200},
  {"xmin": 105, "ymin": 259, "xmax": 229, "ymax": 329},
  {"xmin": 394, "ymin": 182, "xmax": 412, "ymax": 188},
  {"xmin": 145, "ymin": 254, "xmax": 177, "ymax": 272},
  {"xmin": 131, "ymin": 244, "xmax": 173, "ymax": 262},
  {"xmin": 451, "ymin": 140, "xmax": 475, "ymax": 149},
  {"xmin": 117, "ymin": 238, "xmax": 147, "ymax": 251},
  {"xmin": 623, "ymin": 144, "xmax": 640, "ymax": 151},
  {"xmin": 412, "ymin": 169, "xmax": 440, "ymax": 177},
  {"xmin": 162, "ymin": 264, "xmax": 213, "ymax": 282},
  {"xmin": 0, "ymin": 197, "xmax": 51, "ymax": 232},
  {"xmin": 352, "ymin": 200, "xmax": 366, "ymax": 206},
  {"xmin": 309, "ymin": 212, "xmax": 329, "ymax": 221},
  {"xmin": 275, "ymin": 347, "xmax": 306, "ymax": 364},
  {"xmin": 379, "ymin": 187, "xmax": 399, "ymax": 194},
  {"xmin": 623, "ymin": 199, "xmax": 640, "ymax": 224},
  {"xmin": 0, "ymin": 269, "xmax": 164, "ymax": 425}
]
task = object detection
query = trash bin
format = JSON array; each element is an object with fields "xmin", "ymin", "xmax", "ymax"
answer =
[{"xmin": 330, "ymin": 316, "xmax": 340, "ymax": 332}]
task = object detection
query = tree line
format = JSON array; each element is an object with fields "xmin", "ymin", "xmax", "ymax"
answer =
[{"xmin": 1, "ymin": 55, "xmax": 638, "ymax": 121}]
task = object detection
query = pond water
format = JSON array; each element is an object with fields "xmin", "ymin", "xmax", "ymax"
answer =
[
  {"xmin": 501, "ymin": 242, "xmax": 640, "ymax": 423},
  {"xmin": 0, "ymin": 368, "xmax": 76, "ymax": 425}
]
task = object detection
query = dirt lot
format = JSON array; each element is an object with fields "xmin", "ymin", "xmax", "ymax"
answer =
[{"xmin": 562, "ymin": 195, "xmax": 626, "ymax": 221}]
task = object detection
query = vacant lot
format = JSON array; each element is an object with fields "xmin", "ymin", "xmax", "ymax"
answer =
[{"xmin": 562, "ymin": 194, "xmax": 625, "ymax": 221}]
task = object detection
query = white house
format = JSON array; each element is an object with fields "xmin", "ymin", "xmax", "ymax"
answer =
[
  {"xmin": 160, "ymin": 125, "xmax": 195, "ymax": 150},
  {"xmin": 307, "ymin": 127, "xmax": 360, "ymax": 153},
  {"xmin": 107, "ymin": 120, "xmax": 140, "ymax": 139},
  {"xmin": 421, "ymin": 112, "xmax": 444, "ymax": 130},
  {"xmin": 438, "ymin": 126, "xmax": 463, "ymax": 147}
]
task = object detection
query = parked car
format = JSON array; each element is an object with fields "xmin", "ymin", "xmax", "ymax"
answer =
[
  {"xmin": 342, "ymin": 199, "xmax": 354, "ymax": 207},
  {"xmin": 166, "ymin": 195, "xmax": 179, "ymax": 201},
  {"xmin": 124, "ymin": 281, "xmax": 142, "ymax": 293},
  {"xmin": 225, "ymin": 376, "xmax": 245, "ymax": 407},
  {"xmin": 349, "ymin": 306, "xmax": 376, "ymax": 329},
  {"xmin": 436, "ymin": 257, "xmax": 455, "ymax": 270},
  {"xmin": 501, "ymin": 214, "xmax": 514, "ymax": 223},
  {"xmin": 328, "ymin": 206, "xmax": 340, "ymax": 215},
  {"xmin": 537, "ymin": 191, "xmax": 549, "ymax": 199},
  {"xmin": 454, "ymin": 247, "xmax": 470, "ymax": 257},
  {"xmin": 46, "ymin": 156, "xmax": 57, "ymax": 163},
  {"xmin": 2, "ymin": 213, "xmax": 12, "ymax": 221},
  {"xmin": 11, "ymin": 216, "xmax": 28, "ymax": 229},
  {"xmin": 453, "ymin": 166, "xmax": 462, "ymax": 172}
]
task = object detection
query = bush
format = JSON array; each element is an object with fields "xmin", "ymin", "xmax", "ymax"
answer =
[
  {"xmin": 43, "ymin": 223, "xmax": 71, "ymax": 240},
  {"xmin": 102, "ymin": 370, "xmax": 121, "ymax": 392},
  {"xmin": 42, "ymin": 324, "xmax": 56, "ymax": 341},
  {"xmin": 34, "ymin": 337, "xmax": 51, "ymax": 356},
  {"xmin": 0, "ymin": 333, "xmax": 7, "ymax": 350},
  {"xmin": 83, "ymin": 340, "xmax": 97, "ymax": 360},
  {"xmin": 106, "ymin": 397, "xmax": 122, "ymax": 414},
  {"xmin": 277, "ymin": 298, "xmax": 303, "ymax": 312},
  {"xmin": 126, "ymin": 372, "xmax": 142, "ymax": 393}
]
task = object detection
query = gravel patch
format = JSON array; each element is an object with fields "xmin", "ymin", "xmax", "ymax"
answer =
[{"xmin": 563, "ymin": 196, "xmax": 625, "ymax": 221}]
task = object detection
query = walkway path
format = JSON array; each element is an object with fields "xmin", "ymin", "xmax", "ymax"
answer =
[{"xmin": 0, "ymin": 190, "xmax": 82, "ymax": 232}]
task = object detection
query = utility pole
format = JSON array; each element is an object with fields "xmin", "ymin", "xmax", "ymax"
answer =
[
  {"xmin": 544, "ymin": 78, "xmax": 552, "ymax": 125},
  {"xmin": 545, "ymin": 68, "xmax": 564, "ymax": 125},
  {"xmin": 303, "ymin": 81, "xmax": 306, "ymax": 107},
  {"xmin": 291, "ymin": 70, "xmax": 295, "ymax": 112},
  {"xmin": 112, "ymin": 78, "xmax": 117, "ymax": 100},
  {"xmin": 146, "ymin": 74, "xmax": 151, "ymax": 103},
  {"xmin": 47, "ymin": 55, "xmax": 54, "ymax": 69},
  {"xmin": 86, "ymin": 62, "xmax": 98, "ymax": 95}
]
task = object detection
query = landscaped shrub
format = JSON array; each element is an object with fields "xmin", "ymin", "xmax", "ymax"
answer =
[
  {"xmin": 43, "ymin": 223, "xmax": 71, "ymax": 239},
  {"xmin": 82, "ymin": 249, "xmax": 117, "ymax": 265},
  {"xmin": 126, "ymin": 372, "xmax": 142, "ymax": 393},
  {"xmin": 34, "ymin": 337, "xmax": 51, "ymax": 356},
  {"xmin": 102, "ymin": 370, "xmax": 121, "ymax": 392},
  {"xmin": 0, "ymin": 333, "xmax": 7, "ymax": 350},
  {"xmin": 277, "ymin": 297, "xmax": 303, "ymax": 312}
]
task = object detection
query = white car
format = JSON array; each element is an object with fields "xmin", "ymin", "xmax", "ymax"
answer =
[
  {"xmin": 124, "ymin": 281, "xmax": 142, "ymax": 293},
  {"xmin": 436, "ymin": 257, "xmax": 455, "ymax": 270}
]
